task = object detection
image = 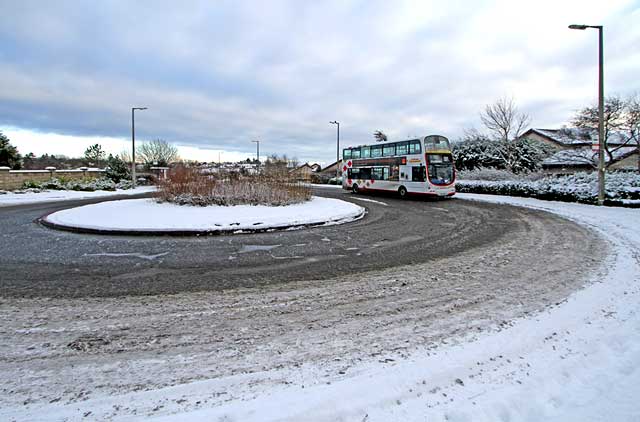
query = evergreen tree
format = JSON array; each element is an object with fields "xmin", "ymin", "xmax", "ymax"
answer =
[
  {"xmin": 105, "ymin": 154, "xmax": 131, "ymax": 182},
  {"xmin": 84, "ymin": 143, "xmax": 106, "ymax": 167},
  {"xmin": 0, "ymin": 131, "xmax": 22, "ymax": 169}
]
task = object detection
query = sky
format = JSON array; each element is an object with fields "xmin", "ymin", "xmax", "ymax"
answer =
[{"xmin": 1, "ymin": 0, "xmax": 639, "ymax": 165}]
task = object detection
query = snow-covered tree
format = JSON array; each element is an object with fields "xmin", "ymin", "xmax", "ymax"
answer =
[{"xmin": 105, "ymin": 154, "xmax": 131, "ymax": 182}]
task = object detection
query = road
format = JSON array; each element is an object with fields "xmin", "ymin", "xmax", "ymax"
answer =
[
  {"xmin": 0, "ymin": 187, "xmax": 607, "ymax": 418},
  {"xmin": 0, "ymin": 187, "xmax": 597, "ymax": 297}
]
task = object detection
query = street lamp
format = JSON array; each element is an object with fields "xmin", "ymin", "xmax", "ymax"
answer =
[
  {"xmin": 131, "ymin": 107, "xmax": 148, "ymax": 187},
  {"xmin": 330, "ymin": 121, "xmax": 340, "ymax": 180},
  {"xmin": 569, "ymin": 23, "xmax": 605, "ymax": 205},
  {"xmin": 251, "ymin": 140, "xmax": 260, "ymax": 168}
]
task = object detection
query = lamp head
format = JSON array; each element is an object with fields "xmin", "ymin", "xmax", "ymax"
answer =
[{"xmin": 568, "ymin": 24, "xmax": 588, "ymax": 30}]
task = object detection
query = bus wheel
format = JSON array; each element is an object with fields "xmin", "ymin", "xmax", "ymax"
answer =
[
  {"xmin": 398, "ymin": 186, "xmax": 408, "ymax": 198},
  {"xmin": 352, "ymin": 184, "xmax": 359, "ymax": 194}
]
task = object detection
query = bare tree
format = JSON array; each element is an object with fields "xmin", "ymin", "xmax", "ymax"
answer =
[
  {"xmin": 137, "ymin": 139, "xmax": 179, "ymax": 168},
  {"xmin": 119, "ymin": 149, "xmax": 132, "ymax": 164},
  {"xmin": 480, "ymin": 97, "xmax": 530, "ymax": 142},
  {"xmin": 571, "ymin": 96, "xmax": 628, "ymax": 168},
  {"xmin": 625, "ymin": 93, "xmax": 640, "ymax": 172}
]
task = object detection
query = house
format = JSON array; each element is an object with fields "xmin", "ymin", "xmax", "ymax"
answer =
[
  {"xmin": 289, "ymin": 163, "xmax": 321, "ymax": 181},
  {"xmin": 521, "ymin": 128, "xmax": 638, "ymax": 174},
  {"xmin": 319, "ymin": 160, "xmax": 343, "ymax": 179}
]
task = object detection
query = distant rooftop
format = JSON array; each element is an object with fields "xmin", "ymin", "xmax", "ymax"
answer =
[
  {"xmin": 542, "ymin": 147, "xmax": 637, "ymax": 167},
  {"xmin": 526, "ymin": 128, "xmax": 630, "ymax": 146}
]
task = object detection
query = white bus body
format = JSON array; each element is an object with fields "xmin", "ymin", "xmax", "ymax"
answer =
[{"xmin": 341, "ymin": 135, "xmax": 455, "ymax": 198}]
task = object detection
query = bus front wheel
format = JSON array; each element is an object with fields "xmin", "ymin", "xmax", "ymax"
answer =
[
  {"xmin": 398, "ymin": 186, "xmax": 408, "ymax": 198},
  {"xmin": 352, "ymin": 184, "xmax": 359, "ymax": 194}
]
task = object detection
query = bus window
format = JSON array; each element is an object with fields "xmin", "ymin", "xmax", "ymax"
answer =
[
  {"xmin": 409, "ymin": 140, "xmax": 421, "ymax": 154},
  {"xmin": 352, "ymin": 148, "xmax": 361, "ymax": 159},
  {"xmin": 372, "ymin": 167, "xmax": 383, "ymax": 180},
  {"xmin": 425, "ymin": 135, "xmax": 450, "ymax": 151},
  {"xmin": 361, "ymin": 146, "xmax": 370, "ymax": 158},
  {"xmin": 383, "ymin": 167, "xmax": 390, "ymax": 180},
  {"xmin": 343, "ymin": 149, "xmax": 352, "ymax": 159},
  {"xmin": 396, "ymin": 141, "xmax": 408, "ymax": 155},
  {"xmin": 371, "ymin": 145, "xmax": 382, "ymax": 158},
  {"xmin": 389, "ymin": 166, "xmax": 399, "ymax": 181},
  {"xmin": 383, "ymin": 144, "xmax": 395, "ymax": 157},
  {"xmin": 348, "ymin": 168, "xmax": 360, "ymax": 178},
  {"xmin": 428, "ymin": 154, "xmax": 443, "ymax": 163},
  {"xmin": 360, "ymin": 167, "xmax": 372, "ymax": 179},
  {"xmin": 412, "ymin": 166, "xmax": 426, "ymax": 182}
]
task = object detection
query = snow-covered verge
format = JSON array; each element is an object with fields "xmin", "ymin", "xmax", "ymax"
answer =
[
  {"xmin": 0, "ymin": 186, "xmax": 156, "ymax": 207},
  {"xmin": 457, "ymin": 171, "xmax": 640, "ymax": 206},
  {"xmin": 44, "ymin": 196, "xmax": 365, "ymax": 232},
  {"xmin": 139, "ymin": 194, "xmax": 639, "ymax": 422}
]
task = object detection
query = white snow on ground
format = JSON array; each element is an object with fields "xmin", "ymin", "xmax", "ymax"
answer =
[
  {"xmin": 138, "ymin": 193, "xmax": 638, "ymax": 421},
  {"xmin": 0, "ymin": 186, "xmax": 156, "ymax": 207},
  {"xmin": 45, "ymin": 196, "xmax": 365, "ymax": 232}
]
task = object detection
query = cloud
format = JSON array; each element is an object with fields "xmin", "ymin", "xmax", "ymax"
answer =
[{"xmin": 0, "ymin": 0, "xmax": 638, "ymax": 163}]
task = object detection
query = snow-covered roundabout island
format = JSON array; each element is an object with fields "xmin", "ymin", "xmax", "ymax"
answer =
[{"xmin": 40, "ymin": 196, "xmax": 365, "ymax": 234}]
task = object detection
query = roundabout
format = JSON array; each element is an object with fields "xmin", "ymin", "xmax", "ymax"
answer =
[{"xmin": 0, "ymin": 187, "xmax": 602, "ymax": 298}]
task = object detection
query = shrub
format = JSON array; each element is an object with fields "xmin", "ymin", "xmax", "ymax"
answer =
[
  {"xmin": 156, "ymin": 166, "xmax": 312, "ymax": 206},
  {"xmin": 20, "ymin": 177, "xmax": 132, "ymax": 192},
  {"xmin": 456, "ymin": 171, "xmax": 640, "ymax": 205}
]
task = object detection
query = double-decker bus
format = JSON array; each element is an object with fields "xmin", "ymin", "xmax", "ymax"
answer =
[{"xmin": 342, "ymin": 134, "xmax": 455, "ymax": 198}]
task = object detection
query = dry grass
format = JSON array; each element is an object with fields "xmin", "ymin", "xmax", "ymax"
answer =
[{"xmin": 156, "ymin": 166, "xmax": 312, "ymax": 206}]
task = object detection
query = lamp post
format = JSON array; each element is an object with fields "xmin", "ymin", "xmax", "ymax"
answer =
[
  {"xmin": 569, "ymin": 24, "xmax": 605, "ymax": 205},
  {"xmin": 251, "ymin": 140, "xmax": 260, "ymax": 169},
  {"xmin": 330, "ymin": 121, "xmax": 340, "ymax": 180},
  {"xmin": 131, "ymin": 107, "xmax": 148, "ymax": 187}
]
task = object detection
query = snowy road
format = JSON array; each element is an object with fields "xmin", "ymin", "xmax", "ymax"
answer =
[
  {"xmin": 0, "ymin": 188, "xmax": 586, "ymax": 297},
  {"xmin": 0, "ymin": 192, "xmax": 623, "ymax": 421}
]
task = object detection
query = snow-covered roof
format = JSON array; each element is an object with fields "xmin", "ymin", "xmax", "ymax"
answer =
[
  {"xmin": 527, "ymin": 128, "xmax": 631, "ymax": 146},
  {"xmin": 543, "ymin": 147, "xmax": 637, "ymax": 167}
]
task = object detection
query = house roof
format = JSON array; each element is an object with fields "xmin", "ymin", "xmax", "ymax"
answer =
[
  {"xmin": 542, "ymin": 147, "xmax": 637, "ymax": 167},
  {"xmin": 524, "ymin": 128, "xmax": 630, "ymax": 147},
  {"xmin": 321, "ymin": 159, "xmax": 342, "ymax": 172},
  {"xmin": 289, "ymin": 163, "xmax": 321, "ymax": 173}
]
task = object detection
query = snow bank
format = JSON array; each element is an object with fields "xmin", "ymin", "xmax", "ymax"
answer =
[
  {"xmin": 0, "ymin": 186, "xmax": 156, "ymax": 207},
  {"xmin": 44, "ymin": 196, "xmax": 365, "ymax": 232}
]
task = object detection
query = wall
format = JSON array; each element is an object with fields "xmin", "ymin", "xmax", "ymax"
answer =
[
  {"xmin": 0, "ymin": 167, "xmax": 106, "ymax": 191},
  {"xmin": 610, "ymin": 152, "xmax": 639, "ymax": 171}
]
